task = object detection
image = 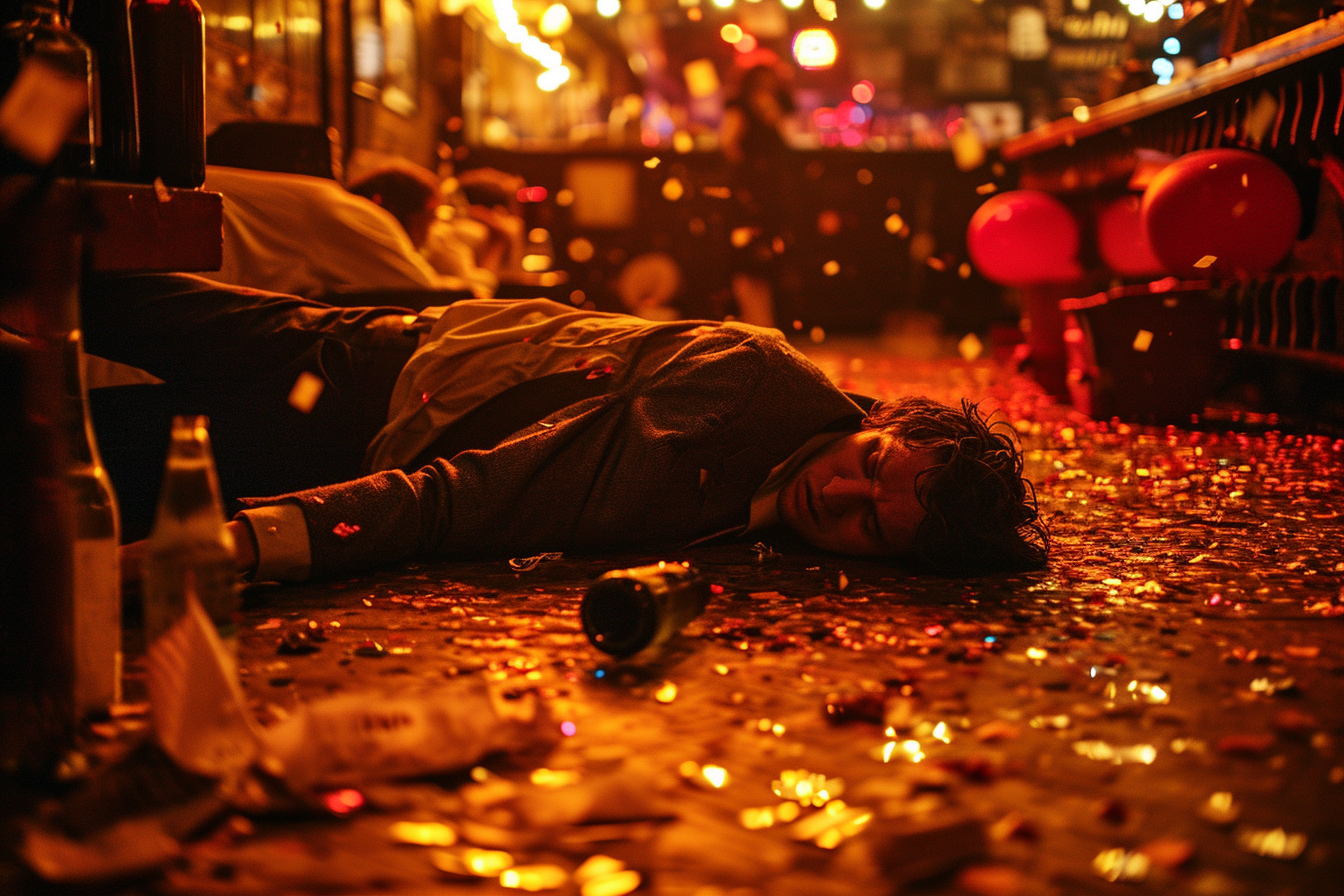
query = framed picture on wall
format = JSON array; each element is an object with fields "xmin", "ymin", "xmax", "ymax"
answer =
[{"xmin": 380, "ymin": 0, "xmax": 419, "ymax": 117}]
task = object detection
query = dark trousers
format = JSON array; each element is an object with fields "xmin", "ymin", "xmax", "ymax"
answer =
[{"xmin": 82, "ymin": 274, "xmax": 421, "ymax": 540}]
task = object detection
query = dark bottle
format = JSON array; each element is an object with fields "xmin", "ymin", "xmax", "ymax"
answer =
[
  {"xmin": 128, "ymin": 0, "xmax": 203, "ymax": 188},
  {"xmin": 2, "ymin": 0, "xmax": 95, "ymax": 176},
  {"xmin": 69, "ymin": 0, "xmax": 139, "ymax": 180},
  {"xmin": 581, "ymin": 562, "xmax": 712, "ymax": 658},
  {"xmin": 0, "ymin": 191, "xmax": 80, "ymax": 777}
]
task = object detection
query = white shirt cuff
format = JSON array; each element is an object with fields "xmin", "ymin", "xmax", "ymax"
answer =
[{"xmin": 236, "ymin": 504, "xmax": 312, "ymax": 582}]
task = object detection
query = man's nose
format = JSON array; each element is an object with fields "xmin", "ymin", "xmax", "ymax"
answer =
[{"xmin": 821, "ymin": 476, "xmax": 872, "ymax": 512}]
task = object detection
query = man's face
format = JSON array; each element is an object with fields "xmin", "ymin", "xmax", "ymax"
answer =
[{"xmin": 778, "ymin": 430, "xmax": 936, "ymax": 557}]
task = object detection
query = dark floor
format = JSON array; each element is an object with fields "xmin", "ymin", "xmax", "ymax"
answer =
[{"xmin": 11, "ymin": 341, "xmax": 1344, "ymax": 896}]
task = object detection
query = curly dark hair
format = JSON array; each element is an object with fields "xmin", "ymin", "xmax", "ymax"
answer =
[{"xmin": 863, "ymin": 397, "xmax": 1048, "ymax": 574}]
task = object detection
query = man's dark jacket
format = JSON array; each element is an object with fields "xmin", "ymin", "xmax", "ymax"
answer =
[{"xmin": 246, "ymin": 323, "xmax": 868, "ymax": 578}]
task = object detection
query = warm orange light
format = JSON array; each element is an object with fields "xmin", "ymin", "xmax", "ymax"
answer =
[
  {"xmin": 851, "ymin": 80, "xmax": 874, "ymax": 104},
  {"xmin": 734, "ymin": 33, "xmax": 757, "ymax": 53},
  {"xmin": 720, "ymin": 23, "xmax": 743, "ymax": 43},
  {"xmin": 792, "ymin": 28, "xmax": 836, "ymax": 70}
]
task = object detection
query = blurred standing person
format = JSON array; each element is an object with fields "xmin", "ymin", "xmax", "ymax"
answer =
[{"xmin": 719, "ymin": 62, "xmax": 797, "ymax": 329}]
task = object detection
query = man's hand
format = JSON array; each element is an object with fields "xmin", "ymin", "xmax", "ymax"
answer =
[{"xmin": 119, "ymin": 519, "xmax": 259, "ymax": 595}]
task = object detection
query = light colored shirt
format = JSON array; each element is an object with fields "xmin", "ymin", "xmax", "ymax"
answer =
[{"xmin": 204, "ymin": 165, "xmax": 469, "ymax": 298}]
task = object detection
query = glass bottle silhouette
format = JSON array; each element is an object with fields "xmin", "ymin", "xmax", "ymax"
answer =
[
  {"xmin": 0, "ymin": 192, "xmax": 79, "ymax": 776},
  {"xmin": 69, "ymin": 0, "xmax": 140, "ymax": 180},
  {"xmin": 2, "ymin": 0, "xmax": 96, "ymax": 176},
  {"xmin": 128, "ymin": 0, "xmax": 203, "ymax": 187},
  {"xmin": 581, "ymin": 562, "xmax": 712, "ymax": 658},
  {"xmin": 141, "ymin": 416, "xmax": 238, "ymax": 650},
  {"xmin": 61, "ymin": 322, "xmax": 122, "ymax": 716}
]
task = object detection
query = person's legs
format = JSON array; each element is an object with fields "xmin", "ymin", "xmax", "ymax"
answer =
[{"xmin": 82, "ymin": 274, "xmax": 421, "ymax": 528}]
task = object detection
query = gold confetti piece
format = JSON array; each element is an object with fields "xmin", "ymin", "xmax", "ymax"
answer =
[
  {"xmin": 731, "ymin": 226, "xmax": 756, "ymax": 247},
  {"xmin": 1235, "ymin": 826, "xmax": 1307, "ymax": 860},
  {"xmin": 975, "ymin": 182, "xmax": 998, "ymax": 195},
  {"xmin": 287, "ymin": 371, "xmax": 324, "ymax": 413},
  {"xmin": 574, "ymin": 855, "xmax": 626, "ymax": 885},
  {"xmin": 1193, "ymin": 255, "xmax": 1218, "ymax": 269},
  {"xmin": 661, "ymin": 178, "xmax": 684, "ymax": 201},
  {"xmin": 654, "ymin": 681, "xmax": 678, "ymax": 703},
  {"xmin": 713, "ymin": 664, "xmax": 730, "ymax": 675},
  {"xmin": 1025, "ymin": 647, "xmax": 1048, "ymax": 661},
  {"xmin": 390, "ymin": 821, "xmax": 457, "ymax": 847},
  {"xmin": 700, "ymin": 764, "xmax": 729, "ymax": 788},
  {"xmin": 1093, "ymin": 847, "xmax": 1150, "ymax": 882},
  {"xmin": 643, "ymin": 157, "xmax": 660, "ymax": 168},
  {"xmin": 500, "ymin": 864, "xmax": 569, "ymax": 891},
  {"xmin": 1073, "ymin": 741, "xmax": 1157, "ymax": 764},
  {"xmin": 822, "ymin": 260, "xmax": 840, "ymax": 276},
  {"xmin": 431, "ymin": 847, "xmax": 514, "ymax": 877},
  {"xmin": 739, "ymin": 806, "xmax": 777, "ymax": 830},
  {"xmin": 1132, "ymin": 329, "xmax": 1154, "ymax": 352},
  {"xmin": 809, "ymin": 326, "xmax": 826, "ymax": 344},
  {"xmin": 530, "ymin": 768, "xmax": 582, "ymax": 788},
  {"xmin": 1126, "ymin": 680, "xmax": 1170, "ymax": 704},
  {"xmin": 814, "ymin": 0, "xmax": 837, "ymax": 20},
  {"xmin": 772, "ymin": 769, "xmax": 843, "ymax": 806},
  {"xmin": 701, "ymin": 185, "xmax": 731, "ymax": 199},
  {"xmin": 580, "ymin": 870, "xmax": 642, "ymax": 896},
  {"xmin": 884, "ymin": 213, "xmax": 906, "ymax": 233},
  {"xmin": 1199, "ymin": 792, "xmax": 1242, "ymax": 825},
  {"xmin": 679, "ymin": 760, "xmax": 730, "ymax": 789},
  {"xmin": 958, "ymin": 333, "xmax": 983, "ymax": 361},
  {"xmin": 1029, "ymin": 714, "xmax": 1072, "ymax": 730}
]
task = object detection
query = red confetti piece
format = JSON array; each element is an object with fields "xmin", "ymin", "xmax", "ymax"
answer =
[
  {"xmin": 586, "ymin": 365, "xmax": 614, "ymax": 380},
  {"xmin": 1138, "ymin": 838, "xmax": 1196, "ymax": 869},
  {"xmin": 321, "ymin": 788, "xmax": 364, "ymax": 816},
  {"xmin": 422, "ymin": 391, "xmax": 430, "ymax": 403},
  {"xmin": 1215, "ymin": 733, "xmax": 1275, "ymax": 755},
  {"xmin": 333, "ymin": 522, "xmax": 361, "ymax": 538}
]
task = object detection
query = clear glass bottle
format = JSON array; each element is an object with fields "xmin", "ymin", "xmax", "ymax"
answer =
[
  {"xmin": 128, "ymin": 0, "xmax": 204, "ymax": 187},
  {"xmin": 141, "ymin": 416, "xmax": 238, "ymax": 650},
  {"xmin": 2, "ymin": 0, "xmax": 95, "ymax": 176},
  {"xmin": 62, "ymin": 323, "xmax": 122, "ymax": 716}
]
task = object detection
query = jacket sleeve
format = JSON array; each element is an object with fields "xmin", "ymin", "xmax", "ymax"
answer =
[{"xmin": 237, "ymin": 465, "xmax": 456, "ymax": 580}]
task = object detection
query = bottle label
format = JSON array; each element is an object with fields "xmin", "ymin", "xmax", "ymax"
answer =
[
  {"xmin": 0, "ymin": 57, "xmax": 90, "ymax": 166},
  {"xmin": 73, "ymin": 536, "xmax": 122, "ymax": 714}
]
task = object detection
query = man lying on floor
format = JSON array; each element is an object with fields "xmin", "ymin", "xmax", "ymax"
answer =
[{"xmin": 84, "ymin": 275, "xmax": 1048, "ymax": 585}]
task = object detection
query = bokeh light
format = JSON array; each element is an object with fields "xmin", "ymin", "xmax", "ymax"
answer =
[{"xmin": 792, "ymin": 28, "xmax": 837, "ymax": 69}]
